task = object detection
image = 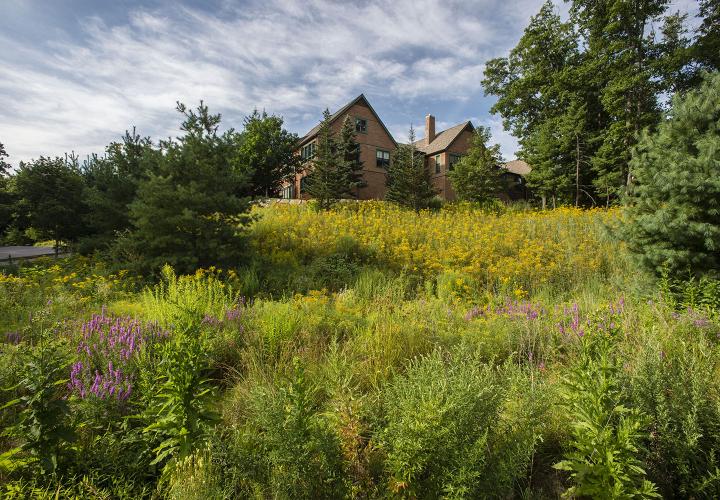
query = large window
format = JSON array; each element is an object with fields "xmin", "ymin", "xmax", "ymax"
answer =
[
  {"xmin": 355, "ymin": 118, "xmax": 367, "ymax": 133},
  {"xmin": 281, "ymin": 184, "xmax": 295, "ymax": 199},
  {"xmin": 300, "ymin": 176, "xmax": 308, "ymax": 193},
  {"xmin": 376, "ymin": 149, "xmax": 390, "ymax": 169},
  {"xmin": 449, "ymin": 154, "xmax": 462, "ymax": 171},
  {"xmin": 301, "ymin": 142, "xmax": 316, "ymax": 161},
  {"xmin": 434, "ymin": 154, "xmax": 442, "ymax": 174}
]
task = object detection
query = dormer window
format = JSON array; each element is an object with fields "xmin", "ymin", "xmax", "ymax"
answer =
[{"xmin": 355, "ymin": 118, "xmax": 367, "ymax": 133}]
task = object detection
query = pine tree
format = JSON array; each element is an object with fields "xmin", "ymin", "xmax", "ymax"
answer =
[
  {"xmin": 80, "ymin": 129, "xmax": 157, "ymax": 252},
  {"xmin": 129, "ymin": 102, "xmax": 250, "ymax": 273},
  {"xmin": 337, "ymin": 115, "xmax": 366, "ymax": 198},
  {"xmin": 385, "ymin": 126, "xmax": 436, "ymax": 211},
  {"xmin": 0, "ymin": 143, "xmax": 14, "ymax": 238},
  {"xmin": 448, "ymin": 126, "xmax": 503, "ymax": 204},
  {"xmin": 622, "ymin": 72, "xmax": 720, "ymax": 276},
  {"xmin": 304, "ymin": 110, "xmax": 354, "ymax": 209}
]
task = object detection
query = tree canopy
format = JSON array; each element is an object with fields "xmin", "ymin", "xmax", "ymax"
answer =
[{"xmin": 385, "ymin": 126, "xmax": 437, "ymax": 211}]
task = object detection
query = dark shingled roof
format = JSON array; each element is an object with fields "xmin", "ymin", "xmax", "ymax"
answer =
[
  {"xmin": 298, "ymin": 94, "xmax": 397, "ymax": 147},
  {"xmin": 412, "ymin": 121, "xmax": 474, "ymax": 155}
]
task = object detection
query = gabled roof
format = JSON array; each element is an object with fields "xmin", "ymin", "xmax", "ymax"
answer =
[
  {"xmin": 412, "ymin": 121, "xmax": 474, "ymax": 155},
  {"xmin": 502, "ymin": 159, "xmax": 531, "ymax": 176},
  {"xmin": 298, "ymin": 94, "xmax": 397, "ymax": 147}
]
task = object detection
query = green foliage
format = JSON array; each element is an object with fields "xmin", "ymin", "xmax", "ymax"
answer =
[
  {"xmin": 385, "ymin": 126, "xmax": 436, "ymax": 211},
  {"xmin": 696, "ymin": 0, "xmax": 720, "ymax": 71},
  {"xmin": 555, "ymin": 328, "xmax": 659, "ymax": 499},
  {"xmin": 235, "ymin": 109, "xmax": 300, "ymax": 198},
  {"xmin": 220, "ymin": 361, "xmax": 347, "ymax": 498},
  {"xmin": 141, "ymin": 265, "xmax": 238, "ymax": 327},
  {"xmin": 143, "ymin": 326, "xmax": 218, "ymax": 474},
  {"xmin": 13, "ymin": 156, "xmax": 86, "ymax": 249},
  {"xmin": 379, "ymin": 348, "xmax": 539, "ymax": 498},
  {"xmin": 622, "ymin": 72, "xmax": 720, "ymax": 277},
  {"xmin": 128, "ymin": 102, "xmax": 251, "ymax": 273},
  {"xmin": 304, "ymin": 110, "xmax": 359, "ymax": 209},
  {"xmin": 2, "ymin": 335, "xmax": 74, "ymax": 475},
  {"xmin": 448, "ymin": 126, "xmax": 503, "ymax": 204},
  {"xmin": 628, "ymin": 335, "xmax": 720, "ymax": 497},
  {"xmin": 80, "ymin": 129, "xmax": 156, "ymax": 253}
]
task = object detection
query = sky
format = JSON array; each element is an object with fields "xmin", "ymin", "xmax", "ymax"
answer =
[{"xmin": 0, "ymin": 0, "xmax": 700, "ymax": 166}]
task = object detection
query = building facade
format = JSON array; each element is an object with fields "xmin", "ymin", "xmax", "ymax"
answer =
[{"xmin": 283, "ymin": 94, "xmax": 529, "ymax": 201}]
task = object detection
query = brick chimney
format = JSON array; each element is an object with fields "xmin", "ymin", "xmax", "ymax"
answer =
[{"xmin": 425, "ymin": 114, "xmax": 435, "ymax": 146}]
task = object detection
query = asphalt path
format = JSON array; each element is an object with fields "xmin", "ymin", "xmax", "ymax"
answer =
[{"xmin": 0, "ymin": 246, "xmax": 58, "ymax": 261}]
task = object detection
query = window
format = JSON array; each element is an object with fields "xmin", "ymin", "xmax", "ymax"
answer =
[
  {"xmin": 434, "ymin": 154, "xmax": 442, "ymax": 174},
  {"xmin": 376, "ymin": 149, "xmax": 390, "ymax": 169},
  {"xmin": 301, "ymin": 142, "xmax": 316, "ymax": 161},
  {"xmin": 300, "ymin": 176, "xmax": 308, "ymax": 193},
  {"xmin": 449, "ymin": 154, "xmax": 462, "ymax": 171},
  {"xmin": 355, "ymin": 118, "xmax": 367, "ymax": 133},
  {"xmin": 281, "ymin": 184, "xmax": 295, "ymax": 199}
]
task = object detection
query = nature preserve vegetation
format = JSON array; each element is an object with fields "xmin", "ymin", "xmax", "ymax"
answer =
[{"xmin": 1, "ymin": 2, "xmax": 720, "ymax": 499}]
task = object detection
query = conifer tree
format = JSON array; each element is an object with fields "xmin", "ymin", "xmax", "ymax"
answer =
[
  {"xmin": 304, "ymin": 111, "xmax": 360, "ymax": 208},
  {"xmin": 129, "ymin": 102, "xmax": 250, "ymax": 273},
  {"xmin": 622, "ymin": 72, "xmax": 720, "ymax": 276},
  {"xmin": 337, "ymin": 115, "xmax": 366, "ymax": 198},
  {"xmin": 448, "ymin": 126, "xmax": 503, "ymax": 204},
  {"xmin": 385, "ymin": 126, "xmax": 436, "ymax": 211}
]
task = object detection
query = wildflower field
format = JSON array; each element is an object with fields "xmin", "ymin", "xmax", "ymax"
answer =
[{"xmin": 2, "ymin": 202, "xmax": 720, "ymax": 498}]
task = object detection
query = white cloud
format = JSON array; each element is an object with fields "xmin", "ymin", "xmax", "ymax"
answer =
[{"xmin": 0, "ymin": 0, "xmax": 699, "ymax": 164}]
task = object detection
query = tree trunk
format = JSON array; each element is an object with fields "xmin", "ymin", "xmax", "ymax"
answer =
[
  {"xmin": 575, "ymin": 133, "xmax": 581, "ymax": 207},
  {"xmin": 541, "ymin": 195, "xmax": 546, "ymax": 210}
]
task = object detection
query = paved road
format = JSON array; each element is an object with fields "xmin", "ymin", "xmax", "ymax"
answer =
[{"xmin": 0, "ymin": 246, "xmax": 57, "ymax": 261}]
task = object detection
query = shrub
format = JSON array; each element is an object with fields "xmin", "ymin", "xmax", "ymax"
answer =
[
  {"xmin": 628, "ymin": 335, "xmax": 720, "ymax": 497},
  {"xmin": 218, "ymin": 361, "xmax": 347, "ymax": 498},
  {"xmin": 554, "ymin": 326, "xmax": 659, "ymax": 498},
  {"xmin": 141, "ymin": 265, "xmax": 238, "ymax": 328},
  {"xmin": 378, "ymin": 348, "xmax": 539, "ymax": 498}
]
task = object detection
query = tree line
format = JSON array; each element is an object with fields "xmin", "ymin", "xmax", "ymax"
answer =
[
  {"xmin": 483, "ymin": 0, "xmax": 720, "ymax": 208},
  {"xmin": 0, "ymin": 103, "xmax": 300, "ymax": 273}
]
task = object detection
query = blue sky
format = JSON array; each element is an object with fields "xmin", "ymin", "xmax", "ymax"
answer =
[{"xmin": 0, "ymin": 0, "xmax": 699, "ymax": 165}]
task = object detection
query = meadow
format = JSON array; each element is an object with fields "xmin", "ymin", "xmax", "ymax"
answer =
[{"xmin": 2, "ymin": 202, "xmax": 720, "ymax": 499}]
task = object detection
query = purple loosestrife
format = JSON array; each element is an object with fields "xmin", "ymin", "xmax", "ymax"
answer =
[
  {"xmin": 68, "ymin": 308, "xmax": 169, "ymax": 401},
  {"xmin": 464, "ymin": 300, "xmax": 543, "ymax": 322}
]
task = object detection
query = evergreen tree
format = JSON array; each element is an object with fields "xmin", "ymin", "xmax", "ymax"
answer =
[
  {"xmin": 0, "ymin": 143, "xmax": 14, "ymax": 237},
  {"xmin": 696, "ymin": 0, "xmax": 720, "ymax": 71},
  {"xmin": 337, "ymin": 115, "xmax": 366, "ymax": 198},
  {"xmin": 0, "ymin": 142, "xmax": 10, "ymax": 177},
  {"xmin": 14, "ymin": 156, "xmax": 87, "ymax": 252},
  {"xmin": 80, "ymin": 129, "xmax": 157, "ymax": 252},
  {"xmin": 129, "ymin": 102, "xmax": 250, "ymax": 273},
  {"xmin": 304, "ymin": 110, "xmax": 353, "ymax": 209},
  {"xmin": 385, "ymin": 126, "xmax": 436, "ymax": 211},
  {"xmin": 236, "ymin": 110, "xmax": 300, "ymax": 198},
  {"xmin": 571, "ymin": 0, "xmax": 669, "ymax": 203},
  {"xmin": 448, "ymin": 126, "xmax": 503, "ymax": 204},
  {"xmin": 622, "ymin": 72, "xmax": 720, "ymax": 276}
]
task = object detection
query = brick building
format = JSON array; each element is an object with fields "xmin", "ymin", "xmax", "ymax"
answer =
[{"xmin": 282, "ymin": 94, "xmax": 529, "ymax": 201}]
